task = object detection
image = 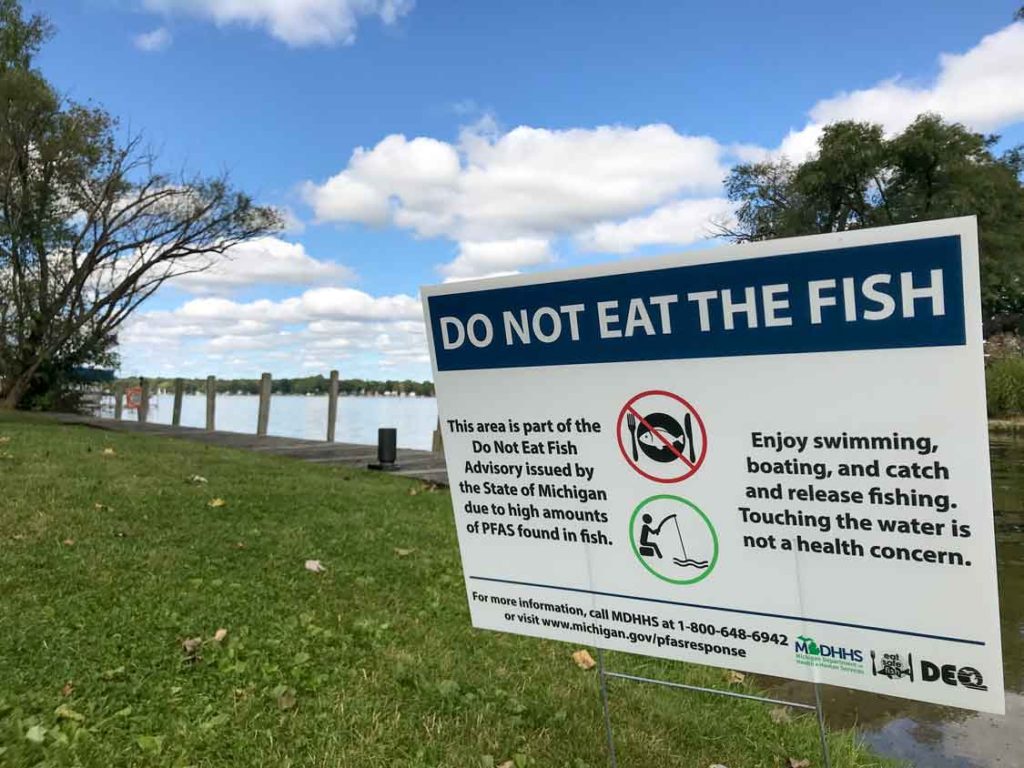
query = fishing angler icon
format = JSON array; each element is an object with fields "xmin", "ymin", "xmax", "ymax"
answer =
[
  {"xmin": 638, "ymin": 512, "xmax": 710, "ymax": 570},
  {"xmin": 617, "ymin": 390, "xmax": 708, "ymax": 483},
  {"xmin": 630, "ymin": 495, "xmax": 718, "ymax": 585}
]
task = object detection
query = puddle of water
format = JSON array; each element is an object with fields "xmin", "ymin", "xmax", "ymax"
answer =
[
  {"xmin": 864, "ymin": 692, "xmax": 1024, "ymax": 768},
  {"xmin": 764, "ymin": 434, "xmax": 1024, "ymax": 767}
]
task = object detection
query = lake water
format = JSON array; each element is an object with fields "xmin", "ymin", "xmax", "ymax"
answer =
[{"xmin": 105, "ymin": 393, "xmax": 439, "ymax": 450}]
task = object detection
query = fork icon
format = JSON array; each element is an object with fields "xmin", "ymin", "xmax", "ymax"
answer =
[{"xmin": 626, "ymin": 411, "xmax": 639, "ymax": 461}]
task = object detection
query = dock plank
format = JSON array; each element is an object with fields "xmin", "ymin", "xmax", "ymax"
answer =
[{"xmin": 48, "ymin": 414, "xmax": 449, "ymax": 486}]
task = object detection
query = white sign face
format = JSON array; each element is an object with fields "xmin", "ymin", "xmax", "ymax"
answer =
[{"xmin": 421, "ymin": 217, "xmax": 1004, "ymax": 713}]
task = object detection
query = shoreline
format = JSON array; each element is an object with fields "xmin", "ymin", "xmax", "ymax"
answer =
[{"xmin": 988, "ymin": 418, "xmax": 1024, "ymax": 434}]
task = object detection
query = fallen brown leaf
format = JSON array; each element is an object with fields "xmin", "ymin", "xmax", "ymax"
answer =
[
  {"xmin": 572, "ymin": 649, "xmax": 596, "ymax": 670},
  {"xmin": 60, "ymin": 681, "xmax": 74, "ymax": 697},
  {"xmin": 407, "ymin": 487, "xmax": 419, "ymax": 496},
  {"xmin": 62, "ymin": 538, "xmax": 75, "ymax": 546},
  {"xmin": 304, "ymin": 559, "xmax": 326, "ymax": 573},
  {"xmin": 207, "ymin": 498, "xmax": 226, "ymax": 508},
  {"xmin": 213, "ymin": 628, "xmax": 228, "ymax": 643},
  {"xmin": 0, "ymin": 436, "xmax": 10, "ymax": 443},
  {"xmin": 788, "ymin": 760, "xmax": 811, "ymax": 768},
  {"xmin": 275, "ymin": 686, "xmax": 297, "ymax": 710},
  {"xmin": 102, "ymin": 447, "xmax": 116, "ymax": 456},
  {"xmin": 393, "ymin": 547, "xmax": 415, "ymax": 557},
  {"xmin": 725, "ymin": 669, "xmax": 745, "ymax": 685},
  {"xmin": 769, "ymin": 706, "xmax": 792, "ymax": 724},
  {"xmin": 181, "ymin": 637, "xmax": 203, "ymax": 663},
  {"xmin": 498, "ymin": 762, "xmax": 515, "ymax": 768},
  {"xmin": 94, "ymin": 503, "xmax": 109, "ymax": 511}
]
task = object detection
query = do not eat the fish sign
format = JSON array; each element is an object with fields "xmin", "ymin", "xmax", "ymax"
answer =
[{"xmin": 423, "ymin": 217, "xmax": 1005, "ymax": 714}]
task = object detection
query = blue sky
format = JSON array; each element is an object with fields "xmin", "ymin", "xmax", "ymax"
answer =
[{"xmin": 30, "ymin": 1, "xmax": 1024, "ymax": 380}]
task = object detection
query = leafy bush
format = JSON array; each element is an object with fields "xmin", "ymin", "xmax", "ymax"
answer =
[{"xmin": 986, "ymin": 357, "xmax": 1024, "ymax": 417}]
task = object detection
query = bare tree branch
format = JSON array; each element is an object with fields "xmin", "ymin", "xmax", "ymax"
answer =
[{"xmin": 0, "ymin": 5, "xmax": 282, "ymax": 407}]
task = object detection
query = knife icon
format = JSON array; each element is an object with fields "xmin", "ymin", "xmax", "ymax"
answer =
[{"xmin": 683, "ymin": 412, "xmax": 696, "ymax": 463}]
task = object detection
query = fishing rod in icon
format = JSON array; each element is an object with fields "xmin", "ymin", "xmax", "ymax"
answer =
[
  {"xmin": 669, "ymin": 515, "xmax": 709, "ymax": 570},
  {"xmin": 639, "ymin": 513, "xmax": 709, "ymax": 570}
]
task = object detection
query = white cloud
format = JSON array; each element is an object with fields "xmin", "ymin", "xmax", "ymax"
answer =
[
  {"xmin": 776, "ymin": 124, "xmax": 824, "ymax": 162},
  {"xmin": 303, "ymin": 122, "xmax": 727, "ymax": 276},
  {"xmin": 133, "ymin": 26, "xmax": 172, "ymax": 52},
  {"xmin": 156, "ymin": 287, "xmax": 420, "ymax": 325},
  {"xmin": 577, "ymin": 198, "xmax": 736, "ymax": 254},
  {"xmin": 302, "ymin": 134, "xmax": 460, "ymax": 226},
  {"xmin": 169, "ymin": 237, "xmax": 353, "ymax": 294},
  {"xmin": 453, "ymin": 125, "xmax": 724, "ymax": 240},
  {"xmin": 119, "ymin": 287, "xmax": 427, "ymax": 377},
  {"xmin": 779, "ymin": 21, "xmax": 1024, "ymax": 159},
  {"xmin": 440, "ymin": 238, "xmax": 553, "ymax": 279},
  {"xmin": 298, "ymin": 287, "xmax": 421, "ymax": 321},
  {"xmin": 279, "ymin": 207, "xmax": 307, "ymax": 234},
  {"xmin": 307, "ymin": 124, "xmax": 724, "ymax": 241},
  {"xmin": 142, "ymin": 0, "xmax": 414, "ymax": 46}
]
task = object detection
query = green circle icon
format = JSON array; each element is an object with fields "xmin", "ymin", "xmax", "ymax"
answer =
[{"xmin": 628, "ymin": 495, "xmax": 718, "ymax": 585}]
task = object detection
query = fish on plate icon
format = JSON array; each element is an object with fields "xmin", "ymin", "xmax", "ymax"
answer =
[{"xmin": 617, "ymin": 390, "xmax": 707, "ymax": 483}]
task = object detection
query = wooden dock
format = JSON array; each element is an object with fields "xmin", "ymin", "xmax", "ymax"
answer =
[{"xmin": 50, "ymin": 414, "xmax": 449, "ymax": 486}]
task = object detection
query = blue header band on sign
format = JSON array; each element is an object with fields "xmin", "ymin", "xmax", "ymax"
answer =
[{"xmin": 427, "ymin": 236, "xmax": 966, "ymax": 371}]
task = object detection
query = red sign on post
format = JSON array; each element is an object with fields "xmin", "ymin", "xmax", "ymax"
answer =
[{"xmin": 124, "ymin": 386, "xmax": 143, "ymax": 410}]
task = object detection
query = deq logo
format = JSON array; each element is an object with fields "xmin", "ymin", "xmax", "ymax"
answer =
[
  {"xmin": 794, "ymin": 636, "xmax": 864, "ymax": 673},
  {"xmin": 921, "ymin": 660, "xmax": 988, "ymax": 691}
]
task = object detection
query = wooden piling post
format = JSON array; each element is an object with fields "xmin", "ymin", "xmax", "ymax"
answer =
[
  {"xmin": 326, "ymin": 369, "xmax": 339, "ymax": 442},
  {"xmin": 431, "ymin": 416, "xmax": 444, "ymax": 453},
  {"xmin": 205, "ymin": 376, "xmax": 216, "ymax": 431},
  {"xmin": 172, "ymin": 378, "xmax": 184, "ymax": 426},
  {"xmin": 257, "ymin": 372, "xmax": 272, "ymax": 437},
  {"xmin": 138, "ymin": 378, "xmax": 149, "ymax": 423}
]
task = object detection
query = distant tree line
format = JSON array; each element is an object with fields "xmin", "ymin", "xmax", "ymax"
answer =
[{"xmin": 113, "ymin": 375, "xmax": 435, "ymax": 397}]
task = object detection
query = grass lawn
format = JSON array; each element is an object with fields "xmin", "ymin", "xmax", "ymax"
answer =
[{"xmin": 0, "ymin": 414, "xmax": 895, "ymax": 767}]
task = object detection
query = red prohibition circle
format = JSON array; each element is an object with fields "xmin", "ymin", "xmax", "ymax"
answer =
[{"xmin": 616, "ymin": 389, "xmax": 708, "ymax": 483}]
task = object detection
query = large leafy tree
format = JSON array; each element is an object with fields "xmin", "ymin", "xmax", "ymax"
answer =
[
  {"xmin": 0, "ymin": 1, "xmax": 281, "ymax": 409},
  {"xmin": 719, "ymin": 115, "xmax": 1024, "ymax": 332}
]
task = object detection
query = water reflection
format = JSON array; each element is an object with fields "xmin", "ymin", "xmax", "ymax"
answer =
[{"xmin": 864, "ymin": 692, "xmax": 1023, "ymax": 767}]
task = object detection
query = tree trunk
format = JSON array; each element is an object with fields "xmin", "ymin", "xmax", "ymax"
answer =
[{"xmin": 0, "ymin": 359, "xmax": 43, "ymax": 409}]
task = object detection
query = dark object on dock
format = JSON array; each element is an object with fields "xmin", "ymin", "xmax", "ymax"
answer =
[{"xmin": 369, "ymin": 428, "xmax": 400, "ymax": 471}]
